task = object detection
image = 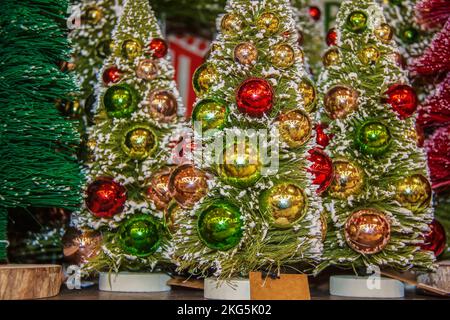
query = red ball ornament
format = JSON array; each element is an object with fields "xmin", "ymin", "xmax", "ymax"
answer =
[
  {"xmin": 236, "ymin": 78, "xmax": 274, "ymax": 117},
  {"xmin": 385, "ymin": 84, "xmax": 418, "ymax": 118},
  {"xmin": 148, "ymin": 38, "xmax": 168, "ymax": 58},
  {"xmin": 326, "ymin": 28, "xmax": 337, "ymax": 46},
  {"xmin": 315, "ymin": 123, "xmax": 330, "ymax": 148},
  {"xmin": 421, "ymin": 219, "xmax": 447, "ymax": 257},
  {"xmin": 102, "ymin": 66, "xmax": 121, "ymax": 85},
  {"xmin": 85, "ymin": 177, "xmax": 127, "ymax": 218},
  {"xmin": 309, "ymin": 6, "xmax": 321, "ymax": 21},
  {"xmin": 307, "ymin": 148, "xmax": 333, "ymax": 194}
]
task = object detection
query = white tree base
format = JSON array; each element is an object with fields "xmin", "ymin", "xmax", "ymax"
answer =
[
  {"xmin": 204, "ymin": 278, "xmax": 250, "ymax": 300},
  {"xmin": 330, "ymin": 275, "xmax": 405, "ymax": 298},
  {"xmin": 99, "ymin": 272, "xmax": 171, "ymax": 293}
]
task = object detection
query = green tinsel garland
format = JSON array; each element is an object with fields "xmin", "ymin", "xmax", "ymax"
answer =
[{"xmin": 0, "ymin": 0, "xmax": 82, "ymax": 261}]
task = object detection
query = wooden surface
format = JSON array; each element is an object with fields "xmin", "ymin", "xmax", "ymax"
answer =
[
  {"xmin": 250, "ymin": 272, "xmax": 310, "ymax": 300},
  {"xmin": 0, "ymin": 264, "xmax": 62, "ymax": 300}
]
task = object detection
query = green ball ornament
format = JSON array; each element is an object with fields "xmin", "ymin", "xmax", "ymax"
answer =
[
  {"xmin": 400, "ymin": 27, "xmax": 419, "ymax": 44},
  {"xmin": 197, "ymin": 201, "xmax": 243, "ymax": 251},
  {"xmin": 103, "ymin": 84, "xmax": 139, "ymax": 118},
  {"xmin": 355, "ymin": 121, "xmax": 392, "ymax": 156},
  {"xmin": 119, "ymin": 215, "xmax": 161, "ymax": 257},
  {"xmin": 346, "ymin": 11, "xmax": 368, "ymax": 33},
  {"xmin": 192, "ymin": 99, "xmax": 229, "ymax": 132}
]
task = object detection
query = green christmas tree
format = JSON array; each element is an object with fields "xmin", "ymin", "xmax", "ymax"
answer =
[
  {"xmin": 316, "ymin": 0, "xmax": 435, "ymax": 273},
  {"xmin": 74, "ymin": 0, "xmax": 185, "ymax": 273},
  {"xmin": 0, "ymin": 0, "xmax": 82, "ymax": 261},
  {"xmin": 170, "ymin": 0, "xmax": 325, "ymax": 279}
]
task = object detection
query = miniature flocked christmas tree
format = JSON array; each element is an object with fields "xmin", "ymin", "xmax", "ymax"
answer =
[
  {"xmin": 316, "ymin": 0, "xmax": 435, "ymax": 273},
  {"xmin": 410, "ymin": 0, "xmax": 450, "ymax": 259},
  {"xmin": 170, "ymin": 0, "xmax": 327, "ymax": 280},
  {"xmin": 74, "ymin": 0, "xmax": 185, "ymax": 274},
  {"xmin": 0, "ymin": 0, "xmax": 82, "ymax": 261},
  {"xmin": 67, "ymin": 0, "xmax": 123, "ymax": 121}
]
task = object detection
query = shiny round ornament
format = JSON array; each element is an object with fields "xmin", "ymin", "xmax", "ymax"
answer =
[
  {"xmin": 136, "ymin": 59, "xmax": 158, "ymax": 80},
  {"xmin": 272, "ymin": 43, "xmax": 295, "ymax": 69},
  {"xmin": 326, "ymin": 28, "xmax": 337, "ymax": 46},
  {"xmin": 146, "ymin": 169, "xmax": 172, "ymax": 211},
  {"xmin": 148, "ymin": 38, "xmax": 168, "ymax": 58},
  {"xmin": 395, "ymin": 174, "xmax": 432, "ymax": 211},
  {"xmin": 324, "ymin": 85, "xmax": 359, "ymax": 119},
  {"xmin": 84, "ymin": 7, "xmax": 102, "ymax": 24},
  {"xmin": 121, "ymin": 39, "xmax": 142, "ymax": 60},
  {"xmin": 85, "ymin": 177, "xmax": 127, "ymax": 218},
  {"xmin": 329, "ymin": 160, "xmax": 364, "ymax": 199},
  {"xmin": 260, "ymin": 183, "xmax": 307, "ymax": 228},
  {"xmin": 421, "ymin": 219, "xmax": 447, "ymax": 257},
  {"xmin": 400, "ymin": 27, "xmax": 419, "ymax": 44},
  {"xmin": 169, "ymin": 164, "xmax": 209, "ymax": 208},
  {"xmin": 234, "ymin": 42, "xmax": 258, "ymax": 65},
  {"xmin": 192, "ymin": 98, "xmax": 229, "ymax": 132},
  {"xmin": 96, "ymin": 39, "xmax": 114, "ymax": 59},
  {"xmin": 102, "ymin": 66, "xmax": 121, "ymax": 84},
  {"xmin": 119, "ymin": 215, "xmax": 161, "ymax": 257},
  {"xmin": 308, "ymin": 148, "xmax": 333, "ymax": 194},
  {"xmin": 165, "ymin": 201, "xmax": 184, "ymax": 233},
  {"xmin": 309, "ymin": 6, "xmax": 321, "ymax": 21},
  {"xmin": 355, "ymin": 121, "xmax": 391, "ymax": 156},
  {"xmin": 374, "ymin": 23, "xmax": 394, "ymax": 43},
  {"xmin": 299, "ymin": 78, "xmax": 317, "ymax": 111},
  {"xmin": 257, "ymin": 12, "xmax": 280, "ymax": 36},
  {"xmin": 63, "ymin": 228, "xmax": 102, "ymax": 265},
  {"xmin": 345, "ymin": 209, "xmax": 391, "ymax": 254},
  {"xmin": 221, "ymin": 13, "xmax": 245, "ymax": 36},
  {"xmin": 56, "ymin": 99, "xmax": 82, "ymax": 119},
  {"xmin": 323, "ymin": 48, "xmax": 341, "ymax": 67},
  {"xmin": 193, "ymin": 63, "xmax": 217, "ymax": 97},
  {"xmin": 103, "ymin": 84, "xmax": 138, "ymax": 118},
  {"xmin": 358, "ymin": 46, "xmax": 380, "ymax": 65},
  {"xmin": 236, "ymin": 78, "xmax": 274, "ymax": 117},
  {"xmin": 197, "ymin": 201, "xmax": 243, "ymax": 251},
  {"xmin": 148, "ymin": 90, "xmax": 178, "ymax": 123},
  {"xmin": 218, "ymin": 143, "xmax": 262, "ymax": 188},
  {"xmin": 121, "ymin": 125, "xmax": 157, "ymax": 160},
  {"xmin": 385, "ymin": 84, "xmax": 418, "ymax": 118},
  {"xmin": 346, "ymin": 11, "xmax": 368, "ymax": 33},
  {"xmin": 278, "ymin": 109, "xmax": 312, "ymax": 148},
  {"xmin": 315, "ymin": 123, "xmax": 330, "ymax": 148}
]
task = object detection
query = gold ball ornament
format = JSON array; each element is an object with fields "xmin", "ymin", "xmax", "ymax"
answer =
[
  {"xmin": 374, "ymin": 23, "xmax": 394, "ymax": 43},
  {"xmin": 324, "ymin": 85, "xmax": 359, "ymax": 119},
  {"xmin": 323, "ymin": 48, "xmax": 341, "ymax": 67},
  {"xmin": 278, "ymin": 109, "xmax": 312, "ymax": 148},
  {"xmin": 358, "ymin": 46, "xmax": 381, "ymax": 65},
  {"xmin": 63, "ymin": 228, "xmax": 102, "ymax": 265},
  {"xmin": 136, "ymin": 59, "xmax": 158, "ymax": 80},
  {"xmin": 234, "ymin": 42, "xmax": 258, "ymax": 65},
  {"xmin": 299, "ymin": 78, "xmax": 317, "ymax": 111},
  {"xmin": 84, "ymin": 7, "xmax": 102, "ymax": 24},
  {"xmin": 121, "ymin": 125, "xmax": 157, "ymax": 160},
  {"xmin": 345, "ymin": 209, "xmax": 391, "ymax": 255},
  {"xmin": 396, "ymin": 174, "xmax": 432, "ymax": 211},
  {"xmin": 148, "ymin": 90, "xmax": 178, "ymax": 123},
  {"xmin": 221, "ymin": 13, "xmax": 245, "ymax": 36},
  {"xmin": 271, "ymin": 43, "xmax": 295, "ymax": 69},
  {"xmin": 218, "ymin": 143, "xmax": 262, "ymax": 188},
  {"xmin": 329, "ymin": 160, "xmax": 364, "ymax": 199},
  {"xmin": 168, "ymin": 164, "xmax": 209, "ymax": 208},
  {"xmin": 121, "ymin": 39, "xmax": 142, "ymax": 60},
  {"xmin": 260, "ymin": 183, "xmax": 307, "ymax": 228},
  {"xmin": 192, "ymin": 63, "xmax": 217, "ymax": 97},
  {"xmin": 257, "ymin": 12, "xmax": 280, "ymax": 36},
  {"xmin": 146, "ymin": 169, "xmax": 172, "ymax": 211}
]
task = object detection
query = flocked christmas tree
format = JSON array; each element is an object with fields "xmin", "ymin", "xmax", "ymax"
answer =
[
  {"xmin": 0, "ymin": 0, "xmax": 82, "ymax": 261},
  {"xmin": 170, "ymin": 0, "xmax": 327, "ymax": 279},
  {"xmin": 410, "ymin": 0, "xmax": 450, "ymax": 259},
  {"xmin": 316, "ymin": 0, "xmax": 435, "ymax": 272},
  {"xmin": 74, "ymin": 0, "xmax": 185, "ymax": 273}
]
